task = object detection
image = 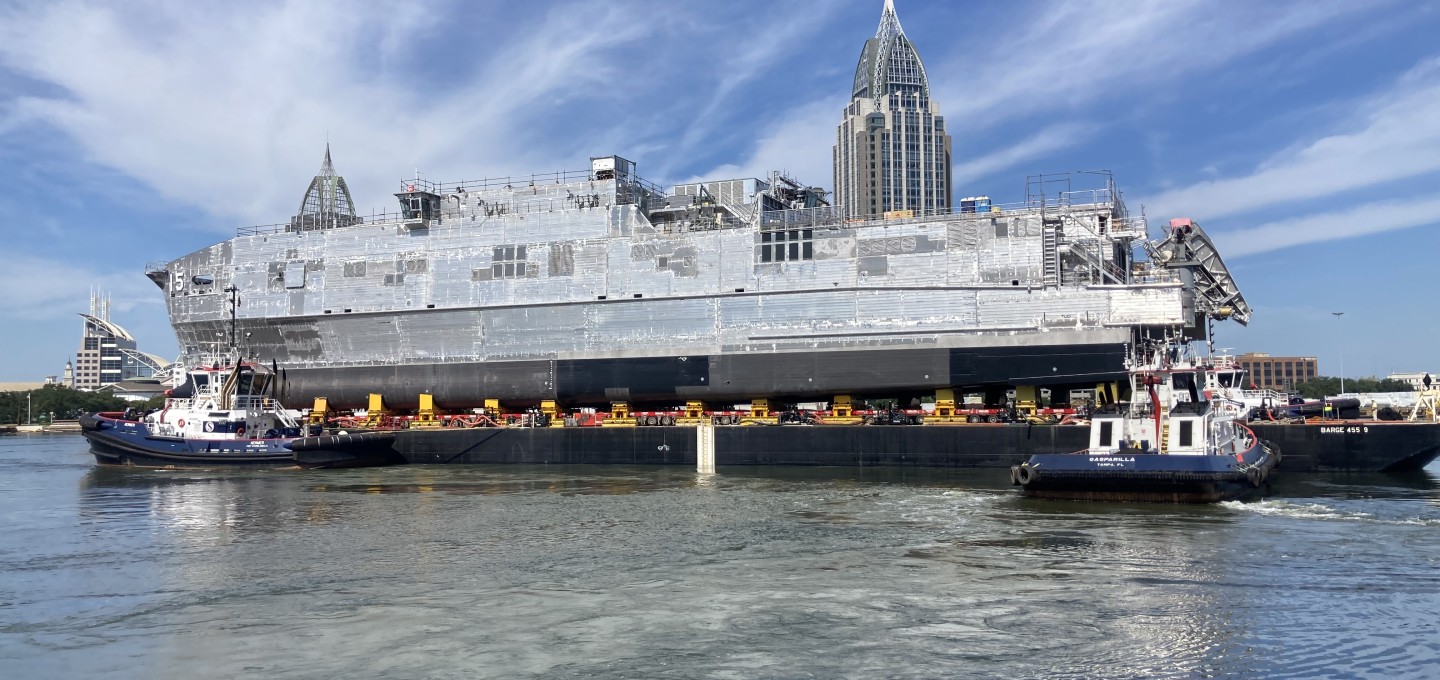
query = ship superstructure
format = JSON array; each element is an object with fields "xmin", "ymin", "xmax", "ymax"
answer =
[{"xmin": 144, "ymin": 149, "xmax": 1249, "ymax": 409}]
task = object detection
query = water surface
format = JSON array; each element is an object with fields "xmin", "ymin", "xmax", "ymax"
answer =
[{"xmin": 3, "ymin": 434, "xmax": 1438, "ymax": 678}]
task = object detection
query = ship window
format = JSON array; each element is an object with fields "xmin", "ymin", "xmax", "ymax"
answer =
[
  {"xmin": 758, "ymin": 227, "xmax": 814, "ymax": 263},
  {"xmin": 1179, "ymin": 420, "xmax": 1194, "ymax": 447},
  {"xmin": 490, "ymin": 243, "xmax": 530, "ymax": 280},
  {"xmin": 1099, "ymin": 421, "xmax": 1113, "ymax": 446}
]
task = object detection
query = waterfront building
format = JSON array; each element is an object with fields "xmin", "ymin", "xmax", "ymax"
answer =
[
  {"xmin": 1386, "ymin": 372, "xmax": 1437, "ymax": 391},
  {"xmin": 1237, "ymin": 352, "xmax": 1318, "ymax": 391},
  {"xmin": 70, "ymin": 290, "xmax": 170, "ymax": 390},
  {"xmin": 833, "ymin": 0, "xmax": 953, "ymax": 220}
]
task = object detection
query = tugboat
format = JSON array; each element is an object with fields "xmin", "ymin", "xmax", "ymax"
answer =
[
  {"xmin": 80, "ymin": 287, "xmax": 400, "ymax": 469},
  {"xmin": 1012, "ymin": 339, "xmax": 1279, "ymax": 503}
]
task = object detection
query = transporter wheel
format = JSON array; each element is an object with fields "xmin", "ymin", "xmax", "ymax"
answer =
[
  {"xmin": 646, "ymin": 415, "xmax": 659, "ymax": 426},
  {"xmin": 987, "ymin": 414, "xmax": 1001, "ymax": 424},
  {"xmin": 663, "ymin": 416, "xmax": 675, "ymax": 427}
]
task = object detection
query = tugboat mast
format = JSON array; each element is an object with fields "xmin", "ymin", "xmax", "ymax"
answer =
[{"xmin": 224, "ymin": 285, "xmax": 240, "ymax": 358}]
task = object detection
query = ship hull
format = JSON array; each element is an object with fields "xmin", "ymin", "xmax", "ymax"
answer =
[
  {"xmin": 390, "ymin": 421, "xmax": 1440, "ymax": 473},
  {"xmin": 277, "ymin": 342, "xmax": 1131, "ymax": 409},
  {"xmin": 1249, "ymin": 421, "xmax": 1440, "ymax": 472}
]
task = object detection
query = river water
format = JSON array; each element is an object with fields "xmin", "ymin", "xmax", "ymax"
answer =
[{"xmin": 3, "ymin": 434, "xmax": 1438, "ymax": 679}]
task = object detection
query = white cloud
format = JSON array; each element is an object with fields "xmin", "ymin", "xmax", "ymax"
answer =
[
  {"xmin": 1215, "ymin": 195, "xmax": 1440, "ymax": 258},
  {"xmin": 1142, "ymin": 57, "xmax": 1440, "ymax": 221},
  {"xmin": 0, "ymin": 250, "xmax": 162, "ymax": 321},
  {"xmin": 0, "ymin": 1, "xmax": 660, "ymax": 225},
  {"xmin": 670, "ymin": 2, "xmax": 842, "ymax": 165},
  {"xmin": 950, "ymin": 123, "xmax": 1096, "ymax": 189},
  {"xmin": 933, "ymin": 0, "xmax": 1372, "ymax": 125},
  {"xmin": 687, "ymin": 97, "xmax": 843, "ymax": 188}
]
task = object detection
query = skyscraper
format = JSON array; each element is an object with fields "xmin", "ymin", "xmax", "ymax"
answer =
[{"xmin": 833, "ymin": 0, "xmax": 952, "ymax": 220}]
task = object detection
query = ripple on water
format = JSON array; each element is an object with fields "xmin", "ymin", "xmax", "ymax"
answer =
[{"xmin": 2, "ymin": 446, "xmax": 1439, "ymax": 678}]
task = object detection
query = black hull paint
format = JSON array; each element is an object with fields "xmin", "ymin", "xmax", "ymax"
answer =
[
  {"xmin": 1014, "ymin": 441, "xmax": 1278, "ymax": 503},
  {"xmin": 82, "ymin": 417, "xmax": 402, "ymax": 469},
  {"xmin": 391, "ymin": 421, "xmax": 1440, "ymax": 473},
  {"xmin": 279, "ymin": 344, "xmax": 1131, "ymax": 409},
  {"xmin": 1249, "ymin": 422, "xmax": 1440, "ymax": 472}
]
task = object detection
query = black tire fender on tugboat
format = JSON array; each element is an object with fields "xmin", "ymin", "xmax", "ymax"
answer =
[
  {"xmin": 1246, "ymin": 467, "xmax": 1263, "ymax": 488},
  {"xmin": 1015, "ymin": 464, "xmax": 1037, "ymax": 486}
]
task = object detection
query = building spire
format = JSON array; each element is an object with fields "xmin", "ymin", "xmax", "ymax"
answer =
[
  {"xmin": 852, "ymin": 0, "xmax": 929, "ymax": 99},
  {"xmin": 292, "ymin": 144, "xmax": 361, "ymax": 232},
  {"xmin": 878, "ymin": 0, "xmax": 903, "ymax": 40}
]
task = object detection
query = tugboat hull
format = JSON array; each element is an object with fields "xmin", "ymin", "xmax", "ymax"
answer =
[
  {"xmin": 1013, "ymin": 440, "xmax": 1278, "ymax": 503},
  {"xmin": 81, "ymin": 414, "xmax": 400, "ymax": 469}
]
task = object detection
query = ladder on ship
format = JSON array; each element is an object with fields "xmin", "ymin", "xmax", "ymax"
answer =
[{"xmin": 1042, "ymin": 219, "xmax": 1061, "ymax": 287}]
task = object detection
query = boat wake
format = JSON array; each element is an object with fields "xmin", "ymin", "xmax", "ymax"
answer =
[{"xmin": 1221, "ymin": 499, "xmax": 1440, "ymax": 525}]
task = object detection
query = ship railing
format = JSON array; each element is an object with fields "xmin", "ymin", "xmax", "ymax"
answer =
[
  {"xmin": 403, "ymin": 168, "xmax": 596, "ymax": 195},
  {"xmin": 761, "ymin": 206, "xmax": 844, "ymax": 229},
  {"xmin": 144, "ymin": 260, "xmax": 170, "ymax": 274},
  {"xmin": 833, "ymin": 193, "xmax": 1124, "ymax": 229}
]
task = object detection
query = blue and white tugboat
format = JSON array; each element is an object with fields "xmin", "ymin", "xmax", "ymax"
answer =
[
  {"xmin": 81, "ymin": 287, "xmax": 400, "ymax": 469},
  {"xmin": 1012, "ymin": 340, "xmax": 1278, "ymax": 503}
]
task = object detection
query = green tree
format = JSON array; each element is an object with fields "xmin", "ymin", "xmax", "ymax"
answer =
[
  {"xmin": 0, "ymin": 385, "xmax": 131, "ymax": 423},
  {"xmin": 1294, "ymin": 376, "xmax": 1414, "ymax": 399}
]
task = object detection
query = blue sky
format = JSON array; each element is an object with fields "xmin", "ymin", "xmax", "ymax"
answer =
[{"xmin": 1, "ymin": 0, "xmax": 1437, "ymax": 382}]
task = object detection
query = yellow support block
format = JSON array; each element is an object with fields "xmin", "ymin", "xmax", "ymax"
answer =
[
  {"xmin": 934, "ymin": 389, "xmax": 955, "ymax": 418},
  {"xmin": 685, "ymin": 401, "xmax": 705, "ymax": 419},
  {"xmin": 362, "ymin": 393, "xmax": 387, "ymax": 429},
  {"xmin": 751, "ymin": 398, "xmax": 770, "ymax": 419},
  {"xmin": 540, "ymin": 399, "xmax": 564, "ymax": 427},
  {"xmin": 414, "ymin": 393, "xmax": 441, "ymax": 428},
  {"xmin": 1014, "ymin": 386, "xmax": 1037, "ymax": 415},
  {"xmin": 603, "ymin": 402, "xmax": 635, "ymax": 427},
  {"xmin": 833, "ymin": 395, "xmax": 853, "ymax": 418},
  {"xmin": 308, "ymin": 397, "xmax": 329, "ymax": 426}
]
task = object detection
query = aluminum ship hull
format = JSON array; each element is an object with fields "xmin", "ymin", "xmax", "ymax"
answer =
[{"xmin": 149, "ymin": 158, "xmax": 1248, "ymax": 410}]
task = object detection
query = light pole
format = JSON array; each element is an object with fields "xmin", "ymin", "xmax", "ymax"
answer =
[
  {"xmin": 1332, "ymin": 312, "xmax": 1345, "ymax": 395},
  {"xmin": 26, "ymin": 391, "xmax": 32, "ymax": 425}
]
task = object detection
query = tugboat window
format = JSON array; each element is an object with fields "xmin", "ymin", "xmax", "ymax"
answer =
[{"xmin": 1179, "ymin": 420, "xmax": 1193, "ymax": 447}]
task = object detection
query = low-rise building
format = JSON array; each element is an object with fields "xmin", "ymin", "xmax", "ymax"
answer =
[
  {"xmin": 1237, "ymin": 352, "xmax": 1319, "ymax": 391},
  {"xmin": 1386, "ymin": 372, "xmax": 1436, "ymax": 391}
]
